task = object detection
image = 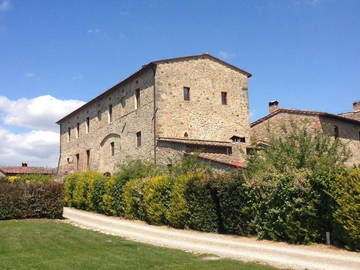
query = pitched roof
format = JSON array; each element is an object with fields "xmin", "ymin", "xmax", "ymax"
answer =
[
  {"xmin": 251, "ymin": 108, "xmax": 360, "ymax": 127},
  {"xmin": 0, "ymin": 166, "xmax": 56, "ymax": 175},
  {"xmin": 185, "ymin": 152, "xmax": 246, "ymax": 168},
  {"xmin": 57, "ymin": 53, "xmax": 251, "ymax": 124}
]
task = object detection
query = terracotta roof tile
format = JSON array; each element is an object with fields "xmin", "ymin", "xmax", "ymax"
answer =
[
  {"xmin": 186, "ymin": 152, "xmax": 246, "ymax": 168},
  {"xmin": 0, "ymin": 166, "xmax": 56, "ymax": 175},
  {"xmin": 158, "ymin": 137, "xmax": 233, "ymax": 147}
]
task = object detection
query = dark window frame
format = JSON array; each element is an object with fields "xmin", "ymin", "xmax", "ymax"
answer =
[
  {"xmin": 135, "ymin": 88, "xmax": 140, "ymax": 109},
  {"xmin": 108, "ymin": 104, "xmax": 113, "ymax": 123},
  {"xmin": 183, "ymin": 87, "xmax": 190, "ymax": 101},
  {"xmin": 221, "ymin": 92, "xmax": 228, "ymax": 105},
  {"xmin": 110, "ymin": 142, "xmax": 115, "ymax": 156},
  {"xmin": 86, "ymin": 117, "xmax": 90, "ymax": 133},
  {"xmin": 86, "ymin": 150, "xmax": 90, "ymax": 169},
  {"xmin": 334, "ymin": 126, "xmax": 339, "ymax": 139},
  {"xmin": 136, "ymin": 131, "xmax": 142, "ymax": 147}
]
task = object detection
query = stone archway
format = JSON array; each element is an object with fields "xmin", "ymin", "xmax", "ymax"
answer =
[{"xmin": 99, "ymin": 133, "xmax": 121, "ymax": 173}]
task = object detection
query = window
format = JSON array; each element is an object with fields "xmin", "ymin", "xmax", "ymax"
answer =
[
  {"xmin": 136, "ymin": 131, "xmax": 142, "ymax": 147},
  {"xmin": 135, "ymin": 88, "xmax": 140, "ymax": 109},
  {"xmin": 76, "ymin": 123, "xmax": 80, "ymax": 138},
  {"xmin": 86, "ymin": 117, "xmax": 90, "ymax": 133},
  {"xmin": 334, "ymin": 126, "xmax": 339, "ymax": 139},
  {"xmin": 221, "ymin": 92, "xmax": 227, "ymax": 105},
  {"xmin": 359, "ymin": 131, "xmax": 360, "ymax": 141},
  {"xmin": 67, "ymin": 127, "xmax": 71, "ymax": 142},
  {"xmin": 230, "ymin": 136, "xmax": 246, "ymax": 143},
  {"xmin": 86, "ymin": 150, "xmax": 90, "ymax": 169},
  {"xmin": 184, "ymin": 132, "xmax": 189, "ymax": 138},
  {"xmin": 76, "ymin": 154, "xmax": 80, "ymax": 170},
  {"xmin": 97, "ymin": 110, "xmax": 101, "ymax": 121},
  {"xmin": 183, "ymin": 87, "xmax": 190, "ymax": 101},
  {"xmin": 108, "ymin": 104, "xmax": 113, "ymax": 123},
  {"xmin": 111, "ymin": 142, "xmax": 115, "ymax": 156}
]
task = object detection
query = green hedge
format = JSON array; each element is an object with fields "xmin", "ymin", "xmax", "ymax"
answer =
[
  {"xmin": 123, "ymin": 178, "xmax": 147, "ymax": 221},
  {"xmin": 333, "ymin": 169, "xmax": 360, "ymax": 250},
  {"xmin": 0, "ymin": 182, "xmax": 63, "ymax": 220}
]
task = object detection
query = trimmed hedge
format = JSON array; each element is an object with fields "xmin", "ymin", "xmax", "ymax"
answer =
[
  {"xmin": 143, "ymin": 176, "xmax": 173, "ymax": 225},
  {"xmin": 123, "ymin": 178, "xmax": 147, "ymax": 221},
  {"xmin": 0, "ymin": 182, "xmax": 63, "ymax": 220},
  {"xmin": 333, "ymin": 169, "xmax": 360, "ymax": 250}
]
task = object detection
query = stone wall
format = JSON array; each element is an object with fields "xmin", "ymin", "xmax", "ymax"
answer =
[
  {"xmin": 251, "ymin": 112, "xmax": 360, "ymax": 167},
  {"xmin": 58, "ymin": 68, "xmax": 156, "ymax": 175},
  {"xmin": 155, "ymin": 57, "xmax": 250, "ymax": 145}
]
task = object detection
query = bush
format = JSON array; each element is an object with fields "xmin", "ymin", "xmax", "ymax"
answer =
[
  {"xmin": 252, "ymin": 170, "xmax": 322, "ymax": 244},
  {"xmin": 123, "ymin": 178, "xmax": 148, "ymax": 221},
  {"xmin": 166, "ymin": 174, "xmax": 201, "ymax": 229},
  {"xmin": 72, "ymin": 171, "xmax": 105, "ymax": 210},
  {"xmin": 184, "ymin": 175, "xmax": 218, "ymax": 232},
  {"xmin": 64, "ymin": 173, "xmax": 81, "ymax": 207},
  {"xmin": 215, "ymin": 173, "xmax": 255, "ymax": 235},
  {"xmin": 143, "ymin": 176, "xmax": 173, "ymax": 225},
  {"xmin": 0, "ymin": 182, "xmax": 63, "ymax": 220},
  {"xmin": 13, "ymin": 174, "xmax": 53, "ymax": 184},
  {"xmin": 333, "ymin": 169, "xmax": 360, "ymax": 250},
  {"xmin": 86, "ymin": 174, "xmax": 107, "ymax": 212},
  {"xmin": 102, "ymin": 160, "xmax": 161, "ymax": 216}
]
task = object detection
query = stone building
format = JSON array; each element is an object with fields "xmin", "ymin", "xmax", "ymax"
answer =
[
  {"xmin": 0, "ymin": 163, "xmax": 55, "ymax": 177},
  {"xmin": 250, "ymin": 101, "xmax": 360, "ymax": 166},
  {"xmin": 57, "ymin": 53, "xmax": 251, "ymax": 175},
  {"xmin": 338, "ymin": 100, "xmax": 360, "ymax": 121}
]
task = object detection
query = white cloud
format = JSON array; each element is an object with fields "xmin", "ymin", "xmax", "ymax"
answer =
[
  {"xmin": 218, "ymin": 50, "xmax": 236, "ymax": 60},
  {"xmin": 0, "ymin": 0, "xmax": 10, "ymax": 12},
  {"xmin": 0, "ymin": 95, "xmax": 85, "ymax": 131},
  {"xmin": 0, "ymin": 95, "xmax": 85, "ymax": 167},
  {"xmin": 25, "ymin": 72, "xmax": 36, "ymax": 78},
  {"xmin": 0, "ymin": 128, "xmax": 59, "ymax": 167}
]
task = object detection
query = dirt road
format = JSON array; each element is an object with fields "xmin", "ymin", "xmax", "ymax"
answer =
[{"xmin": 63, "ymin": 207, "xmax": 360, "ymax": 270}]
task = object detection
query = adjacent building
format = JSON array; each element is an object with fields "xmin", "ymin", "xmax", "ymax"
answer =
[
  {"xmin": 57, "ymin": 53, "xmax": 251, "ymax": 175},
  {"xmin": 0, "ymin": 163, "xmax": 56, "ymax": 177},
  {"xmin": 251, "ymin": 101, "xmax": 360, "ymax": 166}
]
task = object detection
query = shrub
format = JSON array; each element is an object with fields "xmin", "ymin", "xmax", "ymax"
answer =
[
  {"xmin": 86, "ymin": 174, "xmax": 107, "ymax": 212},
  {"xmin": 102, "ymin": 160, "xmax": 161, "ymax": 216},
  {"xmin": 72, "ymin": 171, "xmax": 104, "ymax": 210},
  {"xmin": 64, "ymin": 173, "xmax": 81, "ymax": 207},
  {"xmin": 184, "ymin": 175, "xmax": 218, "ymax": 232},
  {"xmin": 123, "ymin": 178, "xmax": 148, "ymax": 221},
  {"xmin": 0, "ymin": 182, "xmax": 63, "ymax": 220},
  {"xmin": 215, "ymin": 173, "xmax": 256, "ymax": 235},
  {"xmin": 252, "ymin": 170, "xmax": 322, "ymax": 244},
  {"xmin": 143, "ymin": 176, "xmax": 173, "ymax": 225},
  {"xmin": 333, "ymin": 169, "xmax": 360, "ymax": 250},
  {"xmin": 166, "ymin": 174, "xmax": 202, "ymax": 229},
  {"xmin": 13, "ymin": 174, "xmax": 54, "ymax": 184}
]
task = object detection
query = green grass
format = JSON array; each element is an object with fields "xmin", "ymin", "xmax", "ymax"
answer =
[{"xmin": 0, "ymin": 220, "xmax": 278, "ymax": 270}]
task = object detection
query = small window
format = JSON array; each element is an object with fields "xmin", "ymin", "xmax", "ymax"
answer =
[
  {"xmin": 110, "ymin": 142, "xmax": 115, "ymax": 156},
  {"xmin": 67, "ymin": 127, "xmax": 71, "ymax": 142},
  {"xmin": 86, "ymin": 150, "xmax": 90, "ymax": 170},
  {"xmin": 135, "ymin": 88, "xmax": 140, "ymax": 109},
  {"xmin": 97, "ymin": 110, "xmax": 101, "ymax": 121},
  {"xmin": 67, "ymin": 157, "xmax": 70, "ymax": 164},
  {"xmin": 221, "ymin": 92, "xmax": 227, "ymax": 105},
  {"xmin": 86, "ymin": 117, "xmax": 90, "ymax": 133},
  {"xmin": 359, "ymin": 131, "xmax": 360, "ymax": 141},
  {"xmin": 76, "ymin": 123, "xmax": 80, "ymax": 138},
  {"xmin": 230, "ymin": 136, "xmax": 246, "ymax": 143},
  {"xmin": 136, "ymin": 131, "xmax": 142, "ymax": 147},
  {"xmin": 334, "ymin": 126, "xmax": 339, "ymax": 139},
  {"xmin": 76, "ymin": 154, "xmax": 80, "ymax": 170},
  {"xmin": 184, "ymin": 132, "xmax": 189, "ymax": 138},
  {"xmin": 183, "ymin": 87, "xmax": 190, "ymax": 101},
  {"xmin": 108, "ymin": 104, "xmax": 113, "ymax": 123}
]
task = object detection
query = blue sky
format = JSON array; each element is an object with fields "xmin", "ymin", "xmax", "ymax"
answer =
[{"xmin": 0, "ymin": 0, "xmax": 359, "ymax": 166}]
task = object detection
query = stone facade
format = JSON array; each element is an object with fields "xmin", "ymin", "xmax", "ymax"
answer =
[
  {"xmin": 57, "ymin": 54, "xmax": 251, "ymax": 175},
  {"xmin": 338, "ymin": 100, "xmax": 360, "ymax": 121},
  {"xmin": 251, "ymin": 102, "xmax": 360, "ymax": 167}
]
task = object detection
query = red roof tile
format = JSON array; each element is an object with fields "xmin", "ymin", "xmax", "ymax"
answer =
[{"xmin": 0, "ymin": 166, "xmax": 56, "ymax": 175}]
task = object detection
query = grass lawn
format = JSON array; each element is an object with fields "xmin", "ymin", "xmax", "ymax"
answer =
[{"xmin": 0, "ymin": 220, "xmax": 279, "ymax": 270}]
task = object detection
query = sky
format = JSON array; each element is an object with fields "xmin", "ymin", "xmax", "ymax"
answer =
[{"xmin": 0, "ymin": 0, "xmax": 359, "ymax": 167}]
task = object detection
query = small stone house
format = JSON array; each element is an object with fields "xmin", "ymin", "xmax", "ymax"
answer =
[
  {"xmin": 250, "ymin": 101, "xmax": 360, "ymax": 166},
  {"xmin": 57, "ymin": 53, "xmax": 251, "ymax": 175},
  {"xmin": 0, "ymin": 163, "xmax": 56, "ymax": 177}
]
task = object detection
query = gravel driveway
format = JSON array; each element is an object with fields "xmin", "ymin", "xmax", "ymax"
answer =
[{"xmin": 63, "ymin": 207, "xmax": 360, "ymax": 270}]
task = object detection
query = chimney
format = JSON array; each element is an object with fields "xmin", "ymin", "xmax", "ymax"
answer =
[
  {"xmin": 269, "ymin": 100, "xmax": 279, "ymax": 114},
  {"xmin": 353, "ymin": 100, "xmax": 360, "ymax": 112},
  {"xmin": 21, "ymin": 162, "xmax": 28, "ymax": 167}
]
